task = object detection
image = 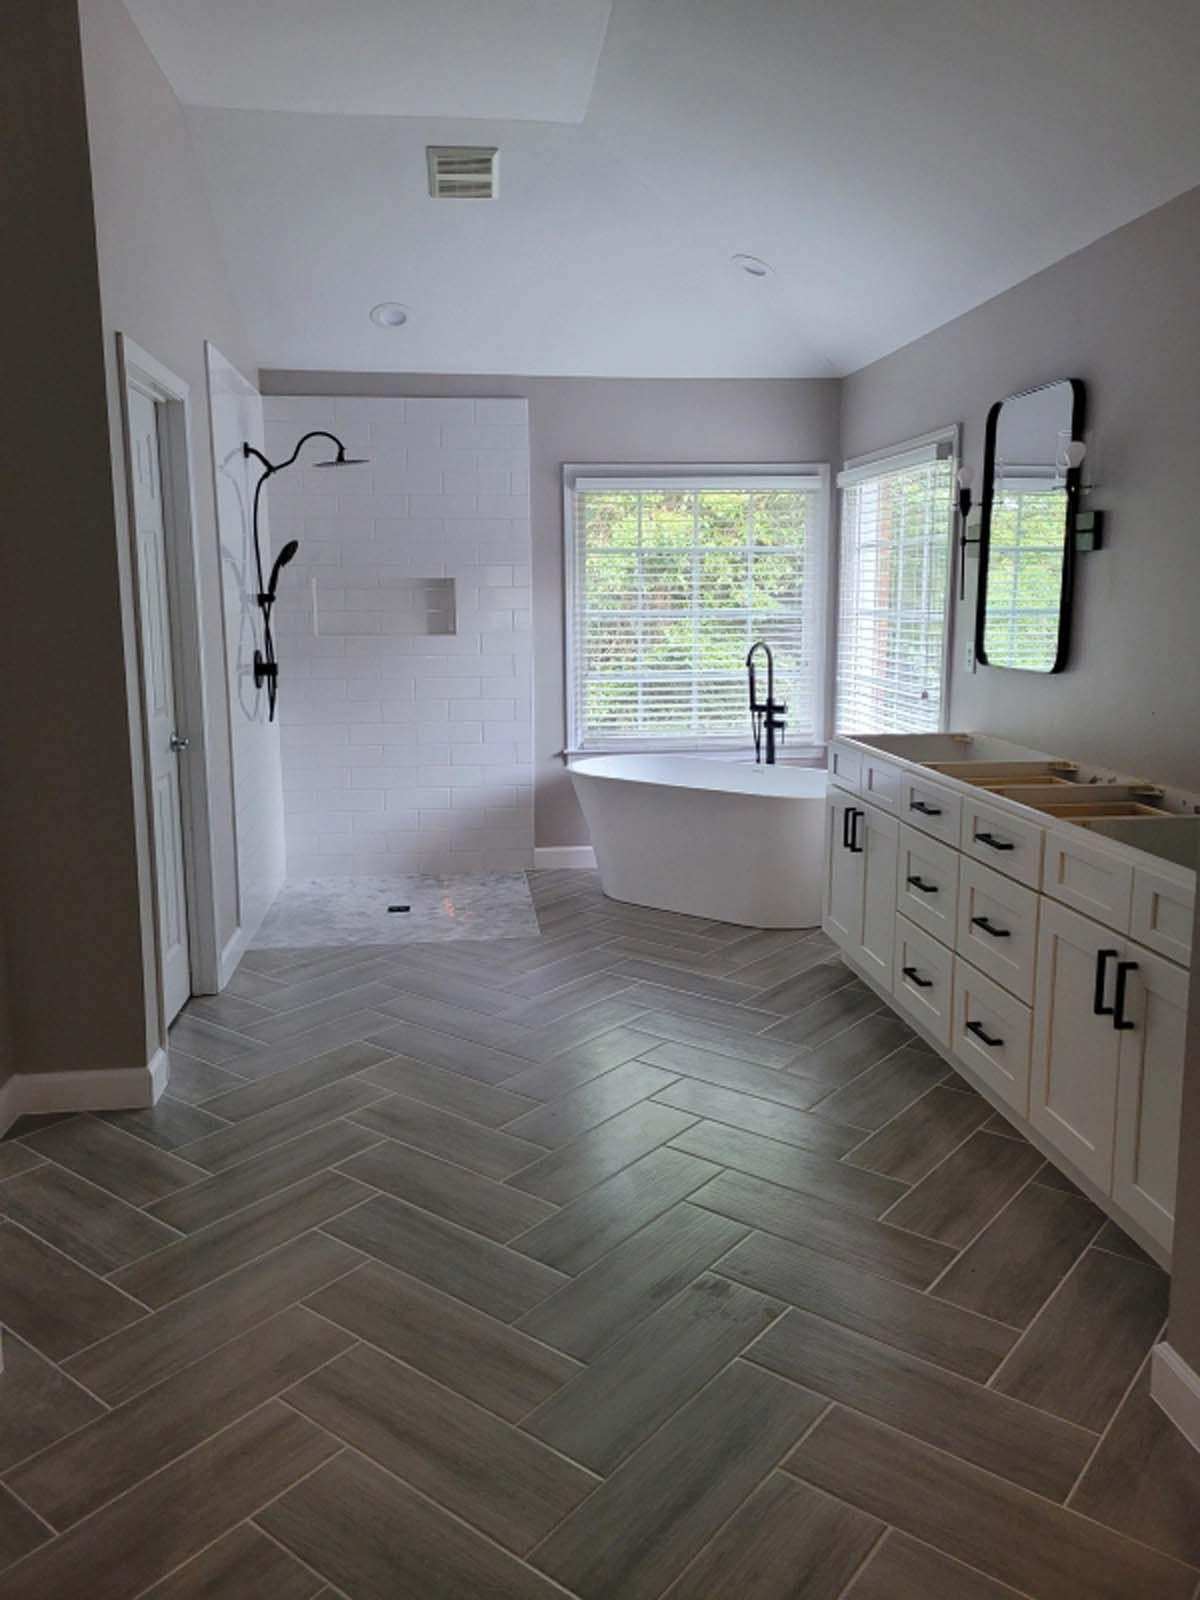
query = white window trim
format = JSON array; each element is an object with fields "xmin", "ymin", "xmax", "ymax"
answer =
[
  {"xmin": 562, "ymin": 462, "xmax": 832, "ymax": 758},
  {"xmin": 834, "ymin": 426, "xmax": 959, "ymax": 737}
]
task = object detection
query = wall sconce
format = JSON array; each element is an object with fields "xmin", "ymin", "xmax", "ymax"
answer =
[
  {"xmin": 957, "ymin": 466, "xmax": 979, "ymax": 600},
  {"xmin": 1062, "ymin": 438, "xmax": 1104, "ymax": 552}
]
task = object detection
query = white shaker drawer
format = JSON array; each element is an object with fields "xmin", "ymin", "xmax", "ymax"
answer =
[
  {"xmin": 860, "ymin": 755, "xmax": 903, "ymax": 813},
  {"xmin": 1130, "ymin": 866, "xmax": 1194, "ymax": 967},
  {"xmin": 898, "ymin": 826, "xmax": 959, "ymax": 945},
  {"xmin": 961, "ymin": 795, "xmax": 1044, "ymax": 889},
  {"xmin": 900, "ymin": 773, "xmax": 961, "ymax": 846},
  {"xmin": 829, "ymin": 741, "xmax": 862, "ymax": 794},
  {"xmin": 952, "ymin": 959, "xmax": 1033, "ymax": 1118},
  {"xmin": 893, "ymin": 914, "xmax": 954, "ymax": 1045},
  {"xmin": 956, "ymin": 858, "xmax": 1039, "ymax": 1005},
  {"xmin": 1043, "ymin": 829, "xmax": 1133, "ymax": 933}
]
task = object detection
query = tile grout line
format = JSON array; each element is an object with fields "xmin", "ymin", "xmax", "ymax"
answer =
[
  {"xmin": 1062, "ymin": 1332, "xmax": 1166, "ymax": 1508},
  {"xmin": 983, "ymin": 1223, "xmax": 1118, "ymax": 1393}
]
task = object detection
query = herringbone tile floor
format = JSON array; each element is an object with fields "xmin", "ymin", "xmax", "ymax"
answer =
[{"xmin": 1, "ymin": 870, "xmax": 1198, "ymax": 1598}]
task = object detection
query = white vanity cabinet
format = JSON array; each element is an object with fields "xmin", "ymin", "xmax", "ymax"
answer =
[{"xmin": 826, "ymin": 732, "xmax": 1196, "ymax": 1260}]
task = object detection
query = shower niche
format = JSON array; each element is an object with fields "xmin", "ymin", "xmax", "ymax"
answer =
[{"xmin": 310, "ymin": 575, "xmax": 456, "ymax": 637}]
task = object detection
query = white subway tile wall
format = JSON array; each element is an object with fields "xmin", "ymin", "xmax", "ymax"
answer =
[{"xmin": 264, "ymin": 396, "xmax": 533, "ymax": 875}]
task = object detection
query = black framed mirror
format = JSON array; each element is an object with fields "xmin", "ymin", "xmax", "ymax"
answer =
[{"xmin": 975, "ymin": 377, "xmax": 1085, "ymax": 673}]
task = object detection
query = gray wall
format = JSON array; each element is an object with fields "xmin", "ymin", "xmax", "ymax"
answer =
[{"xmin": 262, "ymin": 372, "xmax": 842, "ymax": 845}]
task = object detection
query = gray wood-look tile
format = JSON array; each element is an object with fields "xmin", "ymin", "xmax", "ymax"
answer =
[
  {"xmin": 322, "ymin": 1192, "xmax": 568, "ymax": 1321},
  {"xmin": 516, "ymin": 996, "xmax": 655, "ymax": 1062},
  {"xmin": 1, "ymin": 1402, "xmax": 341, "ymax": 1600},
  {"xmin": 532, "ymin": 1360, "xmax": 825, "ymax": 1600},
  {"xmin": 785, "ymin": 1013, "xmax": 917, "ymax": 1092},
  {"xmin": 225, "ymin": 1009, "xmax": 399, "ymax": 1083},
  {"xmin": 146, "ymin": 1119, "xmax": 383, "ymax": 1233},
  {"xmin": 882, "ymin": 1129, "xmax": 1047, "ymax": 1247},
  {"xmin": 654, "ymin": 1077, "xmax": 861, "ymax": 1156},
  {"xmin": 507, "ymin": 971, "xmax": 636, "ymax": 1025},
  {"xmin": 670, "ymin": 1120, "xmax": 907, "ymax": 1218},
  {"xmin": 305, "ymin": 1258, "xmax": 579, "ymax": 1421},
  {"xmin": 347, "ymin": 1092, "xmax": 547, "ymax": 1179},
  {"xmin": 503, "ymin": 1059, "xmax": 679, "ymax": 1146},
  {"xmin": 252, "ymin": 955, "xmax": 409, "ymax": 1014},
  {"xmin": 9, "ymin": 1306, "xmax": 353, "ymax": 1529},
  {"xmin": 809, "ymin": 1046, "xmax": 947, "ymax": 1131},
  {"xmin": 845, "ymin": 1532, "xmax": 1027, "ymax": 1600},
  {"xmin": 992, "ymin": 1246, "xmax": 1169, "ymax": 1429},
  {"xmin": 1092, "ymin": 1217, "xmax": 1156, "ymax": 1263},
  {"xmin": 138, "ymin": 1522, "xmax": 326, "ymax": 1600},
  {"xmin": 500, "ymin": 1026, "xmax": 664, "ymax": 1099},
  {"xmin": 525, "ymin": 1273, "xmax": 783, "ymax": 1472},
  {"xmin": 786, "ymin": 1406, "xmax": 1197, "ymax": 1600},
  {"xmin": 982, "ymin": 1109, "xmax": 1029, "ymax": 1141},
  {"xmin": 161, "ymin": 1050, "xmax": 246, "ymax": 1106},
  {"xmin": 21, "ymin": 1115, "xmax": 205, "ymax": 1206},
  {"xmin": 693, "ymin": 1169, "xmax": 954, "ymax": 1290},
  {"xmin": 358, "ymin": 1052, "xmax": 537, "ymax": 1127},
  {"xmin": 0, "ymin": 1144, "xmax": 43, "ymax": 1180},
  {"xmin": 199, "ymin": 1039, "xmax": 392, "ymax": 1123},
  {"xmin": 386, "ymin": 959, "xmax": 527, "ymax": 1014},
  {"xmin": 621, "ymin": 982, "xmax": 776, "ymax": 1034},
  {"xmin": 664, "ymin": 1471, "xmax": 883, "ymax": 1600},
  {"xmin": 844, "ymin": 1085, "xmax": 993, "ymax": 1183},
  {"xmin": 507, "ymin": 1101, "xmax": 697, "ymax": 1203},
  {"xmin": 512, "ymin": 1146, "xmax": 721, "ymax": 1274},
  {"xmin": 365, "ymin": 1017, "xmax": 535, "ymax": 1081},
  {"xmin": 239, "ymin": 981, "xmax": 403, "ymax": 1043},
  {"xmin": 336, "ymin": 1138, "xmax": 556, "ymax": 1241},
  {"xmin": 608, "ymin": 957, "xmax": 764, "ymax": 1006},
  {"xmin": 500, "ymin": 946, "xmax": 624, "ymax": 1000},
  {"xmin": 932, "ymin": 1181, "xmax": 1103, "ymax": 1328},
  {"xmin": 0, "ymin": 1334, "xmax": 105, "ymax": 1474},
  {"xmin": 0, "ymin": 1484, "xmax": 48, "ymax": 1572},
  {"xmin": 761, "ymin": 982, "xmax": 884, "ymax": 1047},
  {"xmin": 0, "ymin": 1163, "xmax": 179, "ymax": 1274},
  {"xmin": 519, "ymin": 1202, "xmax": 748, "ymax": 1359},
  {"xmin": 178, "ymin": 1077, "xmax": 389, "ymax": 1173},
  {"xmin": 373, "ymin": 989, "xmax": 539, "ymax": 1055},
  {"xmin": 100, "ymin": 1097, "xmax": 229, "ymax": 1152},
  {"xmin": 0, "ymin": 1221, "xmax": 144, "ymax": 1361},
  {"xmin": 751, "ymin": 960, "xmax": 861, "ymax": 1017},
  {"xmin": 716, "ymin": 1229, "xmax": 1016, "ymax": 1382},
  {"xmin": 167, "ymin": 1014, "xmax": 260, "ymax": 1064},
  {"xmin": 631, "ymin": 1007, "xmax": 802, "ymax": 1067},
  {"xmin": 258, "ymin": 1448, "xmax": 566, "ymax": 1600},
  {"xmin": 637, "ymin": 1039, "xmax": 829, "ymax": 1110},
  {"xmin": 175, "ymin": 990, "xmax": 273, "ymax": 1033},
  {"xmin": 109, "ymin": 1170, "xmax": 369, "ymax": 1309},
  {"xmin": 288, "ymin": 1341, "xmax": 598, "ymax": 1555},
  {"xmin": 64, "ymin": 1230, "xmax": 363, "ymax": 1405},
  {"xmin": 224, "ymin": 967, "xmax": 290, "ymax": 1004},
  {"xmin": 1071, "ymin": 1364, "xmax": 1200, "ymax": 1568},
  {"xmin": 750, "ymin": 1306, "xmax": 1094, "ymax": 1499}
]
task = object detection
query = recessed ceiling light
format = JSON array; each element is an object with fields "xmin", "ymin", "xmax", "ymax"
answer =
[
  {"xmin": 731, "ymin": 254, "xmax": 773, "ymax": 278},
  {"xmin": 369, "ymin": 302, "xmax": 409, "ymax": 328}
]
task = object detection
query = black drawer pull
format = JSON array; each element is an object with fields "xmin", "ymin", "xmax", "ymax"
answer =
[
  {"xmin": 910, "ymin": 799, "xmax": 943, "ymax": 816},
  {"xmin": 902, "ymin": 965, "xmax": 934, "ymax": 989},
  {"xmin": 970, "ymin": 914, "xmax": 1011, "ymax": 939},
  {"xmin": 1113, "ymin": 960, "xmax": 1139, "ymax": 1031},
  {"xmin": 906, "ymin": 875, "xmax": 939, "ymax": 895},
  {"xmin": 974, "ymin": 831, "xmax": 1015, "ymax": 851},
  {"xmin": 1093, "ymin": 948, "xmax": 1118, "ymax": 1016},
  {"xmin": 966, "ymin": 1020, "xmax": 1004, "ymax": 1048},
  {"xmin": 847, "ymin": 807, "xmax": 864, "ymax": 854}
]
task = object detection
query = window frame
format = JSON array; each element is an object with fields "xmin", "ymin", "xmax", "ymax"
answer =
[
  {"xmin": 833, "ymin": 427, "xmax": 959, "ymax": 739},
  {"xmin": 562, "ymin": 462, "xmax": 832, "ymax": 757}
]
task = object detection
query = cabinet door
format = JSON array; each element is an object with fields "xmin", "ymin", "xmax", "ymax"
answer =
[
  {"xmin": 824, "ymin": 790, "xmax": 864, "ymax": 952},
  {"xmin": 859, "ymin": 804, "xmax": 899, "ymax": 988},
  {"xmin": 1030, "ymin": 898, "xmax": 1123, "ymax": 1191},
  {"xmin": 1113, "ymin": 946, "xmax": 1188, "ymax": 1251}
]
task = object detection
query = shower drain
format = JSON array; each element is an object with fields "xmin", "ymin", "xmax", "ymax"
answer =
[{"xmin": 387, "ymin": 904, "xmax": 411, "ymax": 913}]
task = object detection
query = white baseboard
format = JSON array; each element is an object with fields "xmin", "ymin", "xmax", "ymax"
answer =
[
  {"xmin": 218, "ymin": 925, "xmax": 248, "ymax": 989},
  {"xmin": 534, "ymin": 846, "xmax": 596, "ymax": 869},
  {"xmin": 1151, "ymin": 1341, "xmax": 1200, "ymax": 1455},
  {"xmin": 0, "ymin": 1047, "xmax": 169, "ymax": 1135}
]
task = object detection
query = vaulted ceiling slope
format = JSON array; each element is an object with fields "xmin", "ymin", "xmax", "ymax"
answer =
[{"xmin": 124, "ymin": 0, "xmax": 1200, "ymax": 377}]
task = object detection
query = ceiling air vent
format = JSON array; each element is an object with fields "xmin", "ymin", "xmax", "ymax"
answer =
[{"xmin": 427, "ymin": 146, "xmax": 499, "ymax": 200}]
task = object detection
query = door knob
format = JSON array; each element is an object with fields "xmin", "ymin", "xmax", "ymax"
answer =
[{"xmin": 169, "ymin": 733, "xmax": 190, "ymax": 753}]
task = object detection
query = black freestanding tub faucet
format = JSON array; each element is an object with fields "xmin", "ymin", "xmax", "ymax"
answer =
[{"xmin": 746, "ymin": 641, "xmax": 787, "ymax": 764}]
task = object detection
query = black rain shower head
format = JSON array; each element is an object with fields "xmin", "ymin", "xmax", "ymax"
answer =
[{"xmin": 313, "ymin": 448, "xmax": 369, "ymax": 467}]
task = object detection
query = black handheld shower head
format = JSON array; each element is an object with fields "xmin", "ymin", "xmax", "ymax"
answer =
[{"xmin": 265, "ymin": 539, "xmax": 300, "ymax": 601}]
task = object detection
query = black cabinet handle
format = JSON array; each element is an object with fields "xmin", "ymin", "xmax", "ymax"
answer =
[
  {"xmin": 842, "ymin": 806, "xmax": 852, "ymax": 850},
  {"xmin": 902, "ymin": 965, "xmax": 933, "ymax": 989},
  {"xmin": 847, "ymin": 808, "xmax": 864, "ymax": 854},
  {"xmin": 1093, "ymin": 948, "xmax": 1118, "ymax": 1016},
  {"xmin": 910, "ymin": 799, "xmax": 943, "ymax": 816},
  {"xmin": 966, "ymin": 1020, "xmax": 1004, "ymax": 1048},
  {"xmin": 970, "ymin": 914, "xmax": 1011, "ymax": 939},
  {"xmin": 974, "ymin": 831, "xmax": 1015, "ymax": 852},
  {"xmin": 1113, "ymin": 961, "xmax": 1138, "ymax": 1031},
  {"xmin": 906, "ymin": 875, "xmax": 939, "ymax": 895}
]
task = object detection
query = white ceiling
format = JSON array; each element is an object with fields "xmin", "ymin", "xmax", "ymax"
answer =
[{"xmin": 127, "ymin": 0, "xmax": 1200, "ymax": 377}]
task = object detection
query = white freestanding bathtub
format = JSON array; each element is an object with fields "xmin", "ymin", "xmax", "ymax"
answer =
[{"xmin": 569, "ymin": 755, "xmax": 827, "ymax": 928}]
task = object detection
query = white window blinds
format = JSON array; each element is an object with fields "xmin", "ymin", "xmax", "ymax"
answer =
[
  {"xmin": 835, "ymin": 440, "xmax": 954, "ymax": 736},
  {"xmin": 566, "ymin": 474, "xmax": 826, "ymax": 751}
]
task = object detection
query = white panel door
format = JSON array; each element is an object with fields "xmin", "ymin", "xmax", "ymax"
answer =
[
  {"xmin": 127, "ymin": 385, "xmax": 190, "ymax": 1023},
  {"xmin": 1030, "ymin": 897, "xmax": 1122, "ymax": 1190},
  {"xmin": 859, "ymin": 804, "xmax": 898, "ymax": 988},
  {"xmin": 1113, "ymin": 944, "xmax": 1188, "ymax": 1250},
  {"xmin": 824, "ymin": 791, "xmax": 864, "ymax": 952}
]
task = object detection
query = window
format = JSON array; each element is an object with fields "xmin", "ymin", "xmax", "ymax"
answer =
[
  {"xmin": 835, "ymin": 433, "xmax": 956, "ymax": 735},
  {"xmin": 564, "ymin": 468, "xmax": 828, "ymax": 752}
]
